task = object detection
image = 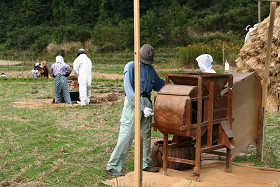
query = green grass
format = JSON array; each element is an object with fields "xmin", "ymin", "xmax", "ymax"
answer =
[
  {"xmin": 233, "ymin": 112, "xmax": 280, "ymax": 168},
  {"xmin": 0, "ymin": 54, "xmax": 279, "ymax": 186},
  {"xmin": 0, "ymin": 79, "xmax": 124, "ymax": 186}
]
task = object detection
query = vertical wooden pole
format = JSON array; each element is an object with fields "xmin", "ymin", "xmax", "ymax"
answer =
[
  {"xmin": 256, "ymin": 2, "xmax": 276, "ymax": 162},
  {"xmin": 140, "ymin": 130, "xmax": 143, "ymax": 183},
  {"xmin": 258, "ymin": 1, "xmax": 262, "ymax": 23},
  {"xmin": 207, "ymin": 82, "xmax": 214, "ymax": 147},
  {"xmin": 223, "ymin": 42, "xmax": 225, "ymax": 73},
  {"xmin": 83, "ymin": 31, "xmax": 85, "ymax": 49},
  {"xmin": 22, "ymin": 52, "xmax": 26, "ymax": 78},
  {"xmin": 194, "ymin": 77, "xmax": 202, "ymax": 182},
  {"xmin": 163, "ymin": 133, "xmax": 168, "ymax": 176},
  {"xmin": 134, "ymin": 0, "xmax": 141, "ymax": 186}
]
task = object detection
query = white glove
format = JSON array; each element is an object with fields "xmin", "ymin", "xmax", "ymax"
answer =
[{"xmin": 143, "ymin": 107, "xmax": 154, "ymax": 118}]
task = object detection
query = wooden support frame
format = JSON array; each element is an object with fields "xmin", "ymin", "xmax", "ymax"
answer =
[
  {"xmin": 256, "ymin": 1, "xmax": 277, "ymax": 162},
  {"xmin": 161, "ymin": 74, "xmax": 233, "ymax": 182}
]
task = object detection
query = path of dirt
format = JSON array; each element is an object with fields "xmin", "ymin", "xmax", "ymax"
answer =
[
  {"xmin": 11, "ymin": 93, "xmax": 121, "ymax": 109},
  {"xmin": 2, "ymin": 71, "xmax": 123, "ymax": 80},
  {"xmin": 103, "ymin": 160, "xmax": 280, "ymax": 187},
  {"xmin": 11, "ymin": 99, "xmax": 79, "ymax": 109}
]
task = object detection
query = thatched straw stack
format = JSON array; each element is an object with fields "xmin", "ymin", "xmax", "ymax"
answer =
[{"xmin": 236, "ymin": 7, "xmax": 280, "ymax": 112}]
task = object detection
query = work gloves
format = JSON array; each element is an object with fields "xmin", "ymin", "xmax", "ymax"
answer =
[{"xmin": 143, "ymin": 107, "xmax": 154, "ymax": 118}]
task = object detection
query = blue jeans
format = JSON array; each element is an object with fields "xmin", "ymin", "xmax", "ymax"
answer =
[{"xmin": 53, "ymin": 76, "xmax": 72, "ymax": 104}]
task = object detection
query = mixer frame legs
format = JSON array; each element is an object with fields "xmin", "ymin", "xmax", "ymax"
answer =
[
  {"xmin": 163, "ymin": 134, "xmax": 168, "ymax": 175},
  {"xmin": 226, "ymin": 147, "xmax": 232, "ymax": 172}
]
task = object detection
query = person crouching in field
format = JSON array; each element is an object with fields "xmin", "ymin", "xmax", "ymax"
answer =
[
  {"xmin": 106, "ymin": 44, "xmax": 165, "ymax": 177},
  {"xmin": 39, "ymin": 61, "xmax": 49, "ymax": 78},
  {"xmin": 49, "ymin": 56, "xmax": 72, "ymax": 104}
]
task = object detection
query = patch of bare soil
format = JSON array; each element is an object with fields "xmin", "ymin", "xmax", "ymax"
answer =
[
  {"xmin": 103, "ymin": 160, "xmax": 280, "ymax": 187},
  {"xmin": 90, "ymin": 93, "xmax": 119, "ymax": 104},
  {"xmin": 11, "ymin": 99, "xmax": 79, "ymax": 109},
  {"xmin": 0, "ymin": 60, "xmax": 22, "ymax": 66},
  {"xmin": 2, "ymin": 71, "xmax": 123, "ymax": 80},
  {"xmin": 93, "ymin": 72, "xmax": 123, "ymax": 80},
  {"xmin": 3, "ymin": 71, "xmax": 31, "ymax": 78},
  {"xmin": 11, "ymin": 93, "xmax": 120, "ymax": 109}
]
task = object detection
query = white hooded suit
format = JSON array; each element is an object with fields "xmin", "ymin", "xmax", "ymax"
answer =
[{"xmin": 73, "ymin": 54, "xmax": 92, "ymax": 105}]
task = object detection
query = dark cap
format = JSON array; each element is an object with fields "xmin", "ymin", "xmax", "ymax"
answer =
[
  {"xmin": 77, "ymin": 49, "xmax": 86, "ymax": 56},
  {"xmin": 140, "ymin": 44, "xmax": 154, "ymax": 65}
]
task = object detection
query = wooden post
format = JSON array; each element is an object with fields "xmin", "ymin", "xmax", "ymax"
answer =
[
  {"xmin": 223, "ymin": 42, "xmax": 225, "ymax": 73},
  {"xmin": 163, "ymin": 133, "xmax": 168, "ymax": 176},
  {"xmin": 134, "ymin": 0, "xmax": 142, "ymax": 186},
  {"xmin": 256, "ymin": 2, "xmax": 276, "ymax": 162},
  {"xmin": 194, "ymin": 77, "xmax": 202, "ymax": 182},
  {"xmin": 83, "ymin": 31, "xmax": 85, "ymax": 49},
  {"xmin": 207, "ymin": 82, "xmax": 214, "ymax": 147},
  {"xmin": 22, "ymin": 52, "xmax": 26, "ymax": 78},
  {"xmin": 258, "ymin": 1, "xmax": 262, "ymax": 23},
  {"xmin": 140, "ymin": 130, "xmax": 143, "ymax": 184}
]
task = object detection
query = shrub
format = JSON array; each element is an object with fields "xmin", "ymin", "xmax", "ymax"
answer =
[{"xmin": 179, "ymin": 42, "xmax": 241, "ymax": 67}]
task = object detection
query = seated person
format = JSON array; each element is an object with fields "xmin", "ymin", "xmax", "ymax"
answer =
[{"xmin": 31, "ymin": 63, "xmax": 41, "ymax": 78}]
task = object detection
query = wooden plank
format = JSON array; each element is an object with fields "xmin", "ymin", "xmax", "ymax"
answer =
[
  {"xmin": 257, "ymin": 1, "xmax": 276, "ymax": 162},
  {"xmin": 194, "ymin": 77, "xmax": 203, "ymax": 182},
  {"xmin": 258, "ymin": 1, "xmax": 262, "ymax": 23},
  {"xmin": 167, "ymin": 157, "xmax": 196, "ymax": 165},
  {"xmin": 207, "ymin": 82, "xmax": 214, "ymax": 147},
  {"xmin": 226, "ymin": 148, "xmax": 232, "ymax": 172},
  {"xmin": 133, "ymin": 0, "xmax": 141, "ymax": 185},
  {"xmin": 221, "ymin": 121, "xmax": 233, "ymax": 138},
  {"xmin": 230, "ymin": 72, "xmax": 261, "ymax": 158},
  {"xmin": 206, "ymin": 151, "xmax": 227, "ymax": 156},
  {"xmin": 163, "ymin": 134, "xmax": 168, "ymax": 176},
  {"xmin": 201, "ymin": 144, "xmax": 226, "ymax": 153}
]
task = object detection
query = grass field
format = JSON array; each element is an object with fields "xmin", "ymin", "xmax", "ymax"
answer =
[{"xmin": 0, "ymin": 51, "xmax": 279, "ymax": 186}]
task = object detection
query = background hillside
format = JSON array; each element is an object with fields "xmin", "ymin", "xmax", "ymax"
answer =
[{"xmin": 0, "ymin": 0, "xmax": 271, "ymax": 57}]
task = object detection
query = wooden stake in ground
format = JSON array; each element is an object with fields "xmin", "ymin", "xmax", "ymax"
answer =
[
  {"xmin": 258, "ymin": 1, "xmax": 262, "ymax": 23},
  {"xmin": 21, "ymin": 52, "xmax": 25, "ymax": 78},
  {"xmin": 256, "ymin": 1, "xmax": 277, "ymax": 162},
  {"xmin": 133, "ymin": 0, "xmax": 142, "ymax": 186},
  {"xmin": 222, "ymin": 42, "xmax": 225, "ymax": 73}
]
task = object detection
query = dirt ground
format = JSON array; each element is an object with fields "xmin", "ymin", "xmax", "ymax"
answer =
[
  {"xmin": 0, "ymin": 60, "xmax": 22, "ymax": 66},
  {"xmin": 0, "ymin": 60, "xmax": 123, "ymax": 80},
  {"xmin": 103, "ymin": 160, "xmax": 280, "ymax": 187},
  {"xmin": 11, "ymin": 93, "xmax": 120, "ymax": 109},
  {"xmin": 2, "ymin": 71, "xmax": 123, "ymax": 80}
]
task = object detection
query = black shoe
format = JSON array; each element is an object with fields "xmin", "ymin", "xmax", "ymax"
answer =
[
  {"xmin": 142, "ymin": 167, "xmax": 159, "ymax": 172},
  {"xmin": 106, "ymin": 169, "xmax": 125, "ymax": 177}
]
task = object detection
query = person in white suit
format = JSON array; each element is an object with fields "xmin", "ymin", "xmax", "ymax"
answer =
[
  {"xmin": 73, "ymin": 49, "xmax": 93, "ymax": 106},
  {"xmin": 245, "ymin": 24, "xmax": 259, "ymax": 42}
]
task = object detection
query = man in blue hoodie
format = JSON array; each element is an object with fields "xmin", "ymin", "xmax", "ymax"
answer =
[{"xmin": 107, "ymin": 44, "xmax": 165, "ymax": 177}]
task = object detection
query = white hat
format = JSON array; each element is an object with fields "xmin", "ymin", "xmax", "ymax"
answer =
[
  {"xmin": 56, "ymin": 56, "xmax": 64, "ymax": 63},
  {"xmin": 196, "ymin": 54, "xmax": 216, "ymax": 73}
]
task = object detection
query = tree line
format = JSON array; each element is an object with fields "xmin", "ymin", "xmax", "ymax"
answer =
[{"xmin": 0, "ymin": 0, "xmax": 271, "ymax": 55}]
